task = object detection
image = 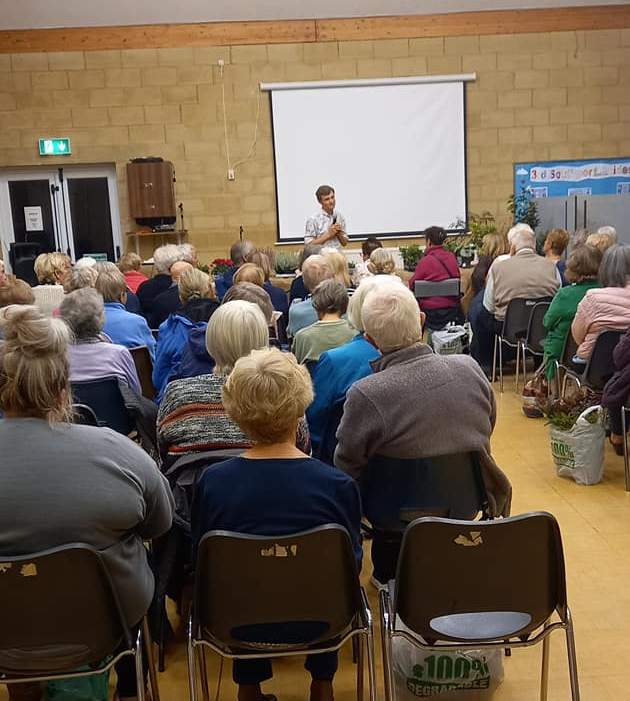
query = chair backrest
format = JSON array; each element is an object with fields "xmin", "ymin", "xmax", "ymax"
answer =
[
  {"xmin": 360, "ymin": 452, "xmax": 489, "ymax": 531},
  {"xmin": 71, "ymin": 377, "xmax": 134, "ymax": 435},
  {"xmin": 524, "ymin": 301, "xmax": 551, "ymax": 354},
  {"xmin": 129, "ymin": 345, "xmax": 157, "ymax": 400},
  {"xmin": 194, "ymin": 525, "xmax": 363, "ymax": 650},
  {"xmin": 394, "ymin": 512, "xmax": 567, "ymax": 642},
  {"xmin": 502, "ymin": 297, "xmax": 552, "ymax": 345},
  {"xmin": 414, "ymin": 279, "xmax": 460, "ymax": 299},
  {"xmin": 583, "ymin": 328, "xmax": 624, "ymax": 390},
  {"xmin": 0, "ymin": 544, "xmax": 131, "ymax": 675},
  {"xmin": 312, "ymin": 397, "xmax": 345, "ymax": 466},
  {"xmin": 72, "ymin": 403, "xmax": 99, "ymax": 427},
  {"xmin": 164, "ymin": 449, "xmax": 245, "ymax": 531},
  {"xmin": 559, "ymin": 331, "xmax": 579, "ymax": 368}
]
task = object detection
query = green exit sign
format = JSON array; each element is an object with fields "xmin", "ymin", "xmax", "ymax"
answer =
[{"xmin": 39, "ymin": 138, "xmax": 71, "ymax": 156}]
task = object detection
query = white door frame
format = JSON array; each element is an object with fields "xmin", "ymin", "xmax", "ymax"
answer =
[{"xmin": 0, "ymin": 164, "xmax": 123, "ymax": 270}]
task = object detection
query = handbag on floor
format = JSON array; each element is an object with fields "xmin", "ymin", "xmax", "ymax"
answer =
[{"xmin": 549, "ymin": 405, "xmax": 605, "ymax": 485}]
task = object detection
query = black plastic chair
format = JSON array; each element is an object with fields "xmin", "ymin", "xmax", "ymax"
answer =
[
  {"xmin": 516, "ymin": 301, "xmax": 551, "ymax": 389},
  {"xmin": 622, "ymin": 400, "xmax": 630, "ymax": 492},
  {"xmin": 554, "ymin": 332, "xmax": 579, "ymax": 396},
  {"xmin": 359, "ymin": 452, "xmax": 490, "ymax": 584},
  {"xmin": 188, "ymin": 525, "xmax": 376, "ymax": 701},
  {"xmin": 129, "ymin": 345, "xmax": 157, "ymax": 400},
  {"xmin": 414, "ymin": 279, "xmax": 462, "ymax": 331},
  {"xmin": 379, "ymin": 512, "xmax": 580, "ymax": 701},
  {"xmin": 71, "ymin": 403, "xmax": 99, "ymax": 426},
  {"xmin": 492, "ymin": 297, "xmax": 551, "ymax": 393},
  {"xmin": 562, "ymin": 328, "xmax": 623, "ymax": 396},
  {"xmin": 0, "ymin": 544, "xmax": 160, "ymax": 701},
  {"xmin": 71, "ymin": 377, "xmax": 134, "ymax": 435}
]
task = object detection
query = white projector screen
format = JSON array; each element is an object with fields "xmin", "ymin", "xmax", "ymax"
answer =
[{"xmin": 268, "ymin": 78, "xmax": 469, "ymax": 243}]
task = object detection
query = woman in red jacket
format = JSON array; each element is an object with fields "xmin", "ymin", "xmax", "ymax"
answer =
[{"xmin": 408, "ymin": 226, "xmax": 462, "ymax": 330}]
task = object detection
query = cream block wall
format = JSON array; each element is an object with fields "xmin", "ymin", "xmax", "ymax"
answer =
[{"xmin": 0, "ymin": 28, "xmax": 629, "ymax": 263}]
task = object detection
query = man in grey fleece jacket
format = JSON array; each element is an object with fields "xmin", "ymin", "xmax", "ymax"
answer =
[{"xmin": 334, "ymin": 284, "xmax": 512, "ymax": 521}]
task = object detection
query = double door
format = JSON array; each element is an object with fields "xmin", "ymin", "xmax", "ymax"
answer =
[{"xmin": 0, "ymin": 165, "xmax": 123, "ymax": 268}]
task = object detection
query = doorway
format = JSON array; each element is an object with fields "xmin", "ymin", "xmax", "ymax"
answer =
[{"xmin": 0, "ymin": 165, "xmax": 123, "ymax": 270}]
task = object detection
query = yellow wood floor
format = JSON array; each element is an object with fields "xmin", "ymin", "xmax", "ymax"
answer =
[{"xmin": 3, "ymin": 383, "xmax": 629, "ymax": 700}]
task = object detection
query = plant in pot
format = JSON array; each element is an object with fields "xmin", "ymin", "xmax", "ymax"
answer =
[
  {"xmin": 273, "ymin": 251, "xmax": 300, "ymax": 276},
  {"xmin": 399, "ymin": 244, "xmax": 423, "ymax": 272}
]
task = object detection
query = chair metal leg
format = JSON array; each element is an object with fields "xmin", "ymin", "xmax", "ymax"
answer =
[
  {"xmin": 143, "ymin": 617, "xmax": 161, "ymax": 701},
  {"xmin": 356, "ymin": 633, "xmax": 364, "ymax": 701},
  {"xmin": 366, "ymin": 622, "xmax": 377, "ymax": 701},
  {"xmin": 540, "ymin": 627, "xmax": 550, "ymax": 701},
  {"xmin": 515, "ymin": 342, "xmax": 521, "ymax": 391},
  {"xmin": 492, "ymin": 335, "xmax": 498, "ymax": 384},
  {"xmin": 499, "ymin": 338, "xmax": 504, "ymax": 393},
  {"xmin": 135, "ymin": 630, "xmax": 146, "ymax": 701},
  {"xmin": 565, "ymin": 608, "xmax": 580, "ymax": 701},
  {"xmin": 187, "ymin": 617, "xmax": 198, "ymax": 701},
  {"xmin": 379, "ymin": 591, "xmax": 394, "ymax": 701},
  {"xmin": 622, "ymin": 407, "xmax": 630, "ymax": 492},
  {"xmin": 198, "ymin": 646, "xmax": 210, "ymax": 701}
]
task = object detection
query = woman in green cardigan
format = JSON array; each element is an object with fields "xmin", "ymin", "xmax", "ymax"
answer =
[{"xmin": 543, "ymin": 244, "xmax": 602, "ymax": 384}]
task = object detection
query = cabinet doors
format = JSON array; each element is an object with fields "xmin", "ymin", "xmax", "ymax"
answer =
[{"xmin": 126, "ymin": 161, "xmax": 176, "ymax": 220}]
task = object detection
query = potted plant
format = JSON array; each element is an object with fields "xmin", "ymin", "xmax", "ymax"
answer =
[
  {"xmin": 399, "ymin": 244, "xmax": 424, "ymax": 272},
  {"xmin": 273, "ymin": 251, "xmax": 300, "ymax": 276}
]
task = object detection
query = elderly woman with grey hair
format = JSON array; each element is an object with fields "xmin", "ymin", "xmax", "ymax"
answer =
[
  {"xmin": 571, "ymin": 244, "xmax": 630, "ymax": 362},
  {"xmin": 59, "ymin": 287, "xmax": 141, "ymax": 393},
  {"xmin": 292, "ymin": 278, "xmax": 355, "ymax": 364}
]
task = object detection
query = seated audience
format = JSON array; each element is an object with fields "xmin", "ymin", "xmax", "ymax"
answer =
[
  {"xmin": 586, "ymin": 230, "xmax": 616, "ymax": 254},
  {"xmin": 137, "ymin": 243, "xmax": 180, "ymax": 320},
  {"xmin": 192, "ymin": 347, "xmax": 361, "ymax": 701},
  {"xmin": 96, "ymin": 266, "xmax": 156, "ymax": 359},
  {"xmin": 471, "ymin": 228, "xmax": 561, "ymax": 374},
  {"xmin": 288, "ymin": 255, "xmax": 334, "ymax": 337},
  {"xmin": 602, "ymin": 324, "xmax": 630, "ymax": 455},
  {"xmin": 215, "ymin": 239, "xmax": 257, "ymax": 301},
  {"xmin": 352, "ymin": 236, "xmax": 382, "ymax": 286},
  {"xmin": 157, "ymin": 301, "xmax": 309, "ymax": 463},
  {"xmin": 322, "ymin": 248, "xmax": 354, "ymax": 296},
  {"xmin": 96, "ymin": 261, "xmax": 143, "ymax": 315},
  {"xmin": 233, "ymin": 262, "xmax": 265, "ymax": 287},
  {"xmin": 292, "ymin": 279, "xmax": 355, "ymax": 364},
  {"xmin": 544, "ymin": 228, "xmax": 570, "ymax": 286},
  {"xmin": 32, "ymin": 252, "xmax": 71, "ymax": 316},
  {"xmin": 0, "ymin": 304, "xmax": 173, "ymax": 701},
  {"xmin": 543, "ymin": 245, "xmax": 602, "ymax": 383},
  {"xmin": 407, "ymin": 226, "xmax": 462, "ymax": 331},
  {"xmin": 246, "ymin": 249, "xmax": 289, "ymax": 321},
  {"xmin": 0, "ymin": 275, "xmax": 35, "ymax": 308},
  {"xmin": 149, "ymin": 260, "xmax": 193, "ymax": 328},
  {"xmin": 367, "ymin": 248, "xmax": 399, "ymax": 278},
  {"xmin": 60, "ymin": 288, "xmax": 141, "ymax": 393},
  {"xmin": 334, "ymin": 284, "xmax": 511, "ymax": 584},
  {"xmin": 152, "ymin": 268, "xmax": 219, "ymax": 401},
  {"xmin": 64, "ymin": 265, "xmax": 98, "ymax": 293},
  {"xmin": 290, "ymin": 245, "xmax": 321, "ymax": 304},
  {"xmin": 118, "ymin": 252, "xmax": 149, "ymax": 293},
  {"xmin": 470, "ymin": 232, "xmax": 510, "ymax": 297},
  {"xmin": 178, "ymin": 282, "xmax": 275, "ymax": 379},
  {"xmin": 307, "ymin": 275, "xmax": 400, "ymax": 458},
  {"xmin": 571, "ymin": 244, "xmax": 630, "ymax": 362}
]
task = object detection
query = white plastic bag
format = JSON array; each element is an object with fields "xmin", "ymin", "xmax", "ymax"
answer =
[
  {"xmin": 392, "ymin": 622, "xmax": 504, "ymax": 700},
  {"xmin": 431, "ymin": 324, "xmax": 470, "ymax": 355},
  {"xmin": 549, "ymin": 405, "xmax": 605, "ymax": 485}
]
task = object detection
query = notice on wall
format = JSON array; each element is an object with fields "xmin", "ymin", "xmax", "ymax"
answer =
[
  {"xmin": 24, "ymin": 206, "xmax": 43, "ymax": 232},
  {"xmin": 515, "ymin": 158, "xmax": 630, "ymax": 198}
]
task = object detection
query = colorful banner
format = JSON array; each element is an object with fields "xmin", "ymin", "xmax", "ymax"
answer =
[{"xmin": 515, "ymin": 158, "xmax": 630, "ymax": 198}]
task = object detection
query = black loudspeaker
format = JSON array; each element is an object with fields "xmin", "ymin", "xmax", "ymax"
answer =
[{"xmin": 9, "ymin": 242, "xmax": 41, "ymax": 287}]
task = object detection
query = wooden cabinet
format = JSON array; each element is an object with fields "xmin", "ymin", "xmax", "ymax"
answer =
[{"xmin": 126, "ymin": 161, "xmax": 176, "ymax": 220}]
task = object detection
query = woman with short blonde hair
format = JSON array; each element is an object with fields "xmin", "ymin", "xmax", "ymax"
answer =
[
  {"xmin": 192, "ymin": 347, "xmax": 362, "ymax": 701},
  {"xmin": 233, "ymin": 262, "xmax": 265, "ymax": 287},
  {"xmin": 32, "ymin": 252, "xmax": 71, "ymax": 316},
  {"xmin": 367, "ymin": 248, "xmax": 396, "ymax": 276},
  {"xmin": 322, "ymin": 249, "xmax": 352, "ymax": 289}
]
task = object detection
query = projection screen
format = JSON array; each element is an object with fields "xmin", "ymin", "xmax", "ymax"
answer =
[{"xmin": 264, "ymin": 75, "xmax": 474, "ymax": 243}]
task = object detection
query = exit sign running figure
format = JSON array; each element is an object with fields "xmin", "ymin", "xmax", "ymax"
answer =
[{"xmin": 39, "ymin": 138, "xmax": 71, "ymax": 156}]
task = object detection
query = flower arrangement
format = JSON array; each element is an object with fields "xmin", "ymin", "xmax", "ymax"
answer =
[
  {"xmin": 507, "ymin": 187, "xmax": 540, "ymax": 231},
  {"xmin": 211, "ymin": 258, "xmax": 234, "ymax": 274},
  {"xmin": 273, "ymin": 251, "xmax": 300, "ymax": 275}
]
